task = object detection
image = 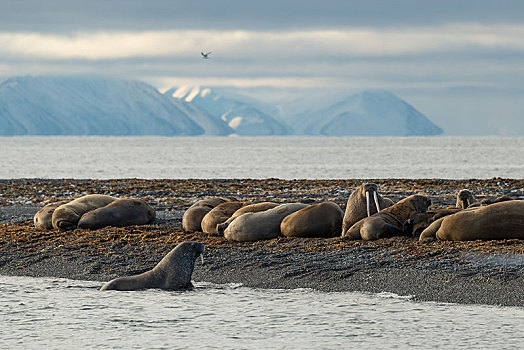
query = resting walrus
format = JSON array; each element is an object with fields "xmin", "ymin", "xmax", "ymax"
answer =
[
  {"xmin": 281, "ymin": 201, "xmax": 344, "ymax": 238},
  {"xmin": 455, "ymin": 189, "xmax": 477, "ymax": 209},
  {"xmin": 419, "ymin": 200, "xmax": 524, "ymax": 242},
  {"xmin": 402, "ymin": 189, "xmax": 477, "ymax": 237},
  {"xmin": 341, "ymin": 183, "xmax": 394, "ymax": 236},
  {"xmin": 100, "ymin": 241, "xmax": 205, "ymax": 291},
  {"xmin": 201, "ymin": 201, "xmax": 253, "ymax": 234},
  {"xmin": 224, "ymin": 203, "xmax": 308, "ymax": 242},
  {"xmin": 343, "ymin": 194, "xmax": 431, "ymax": 241},
  {"xmin": 51, "ymin": 194, "xmax": 116, "ymax": 230},
  {"xmin": 182, "ymin": 197, "xmax": 235, "ymax": 232},
  {"xmin": 77, "ymin": 198, "xmax": 156, "ymax": 230},
  {"xmin": 216, "ymin": 202, "xmax": 279, "ymax": 235},
  {"xmin": 33, "ymin": 200, "xmax": 70, "ymax": 230}
]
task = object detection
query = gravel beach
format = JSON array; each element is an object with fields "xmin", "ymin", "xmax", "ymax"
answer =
[{"xmin": 1, "ymin": 178, "xmax": 523, "ymax": 307}]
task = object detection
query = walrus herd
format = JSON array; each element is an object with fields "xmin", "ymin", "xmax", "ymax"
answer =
[
  {"xmin": 26, "ymin": 182, "xmax": 524, "ymax": 291},
  {"xmin": 32, "ymin": 183, "xmax": 523, "ymax": 243}
]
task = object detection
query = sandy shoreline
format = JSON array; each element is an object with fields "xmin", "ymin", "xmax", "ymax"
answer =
[{"xmin": 1, "ymin": 178, "xmax": 523, "ymax": 306}]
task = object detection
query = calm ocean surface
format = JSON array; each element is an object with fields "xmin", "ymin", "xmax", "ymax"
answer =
[
  {"xmin": 2, "ymin": 136, "xmax": 523, "ymax": 348},
  {"xmin": 0, "ymin": 136, "xmax": 522, "ymax": 179},
  {"xmin": 2, "ymin": 276, "xmax": 523, "ymax": 350}
]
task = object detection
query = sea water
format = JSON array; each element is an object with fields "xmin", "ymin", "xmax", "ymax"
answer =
[
  {"xmin": 0, "ymin": 136, "xmax": 522, "ymax": 179},
  {"xmin": 1, "ymin": 136, "xmax": 523, "ymax": 349},
  {"xmin": 1, "ymin": 276, "xmax": 523, "ymax": 350}
]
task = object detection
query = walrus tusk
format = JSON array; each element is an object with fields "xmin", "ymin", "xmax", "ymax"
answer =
[
  {"xmin": 201, "ymin": 254, "xmax": 204, "ymax": 265},
  {"xmin": 366, "ymin": 191, "xmax": 371, "ymax": 217},
  {"xmin": 373, "ymin": 191, "xmax": 381, "ymax": 212}
]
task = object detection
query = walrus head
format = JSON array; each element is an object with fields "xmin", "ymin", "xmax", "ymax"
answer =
[
  {"xmin": 456, "ymin": 189, "xmax": 476, "ymax": 209},
  {"xmin": 410, "ymin": 195, "xmax": 432, "ymax": 213},
  {"xmin": 34, "ymin": 200, "xmax": 70, "ymax": 230},
  {"xmin": 52, "ymin": 207, "xmax": 81, "ymax": 230},
  {"xmin": 361, "ymin": 183, "xmax": 382, "ymax": 217}
]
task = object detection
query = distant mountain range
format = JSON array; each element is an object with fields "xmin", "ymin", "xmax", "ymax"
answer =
[
  {"xmin": 165, "ymin": 86, "xmax": 291, "ymax": 136},
  {"xmin": 0, "ymin": 76, "xmax": 443, "ymax": 136}
]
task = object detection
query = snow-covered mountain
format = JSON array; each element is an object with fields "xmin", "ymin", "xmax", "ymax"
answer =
[
  {"xmin": 167, "ymin": 86, "xmax": 443, "ymax": 136},
  {"xmin": 288, "ymin": 90, "xmax": 443, "ymax": 136},
  {"xmin": 166, "ymin": 86, "xmax": 291, "ymax": 136},
  {"xmin": 0, "ymin": 76, "xmax": 443, "ymax": 136},
  {"xmin": 0, "ymin": 76, "xmax": 232, "ymax": 136}
]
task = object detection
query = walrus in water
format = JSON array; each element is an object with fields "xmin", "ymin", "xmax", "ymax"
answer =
[
  {"xmin": 201, "ymin": 201, "xmax": 253, "ymax": 234},
  {"xmin": 77, "ymin": 198, "xmax": 156, "ymax": 230},
  {"xmin": 343, "ymin": 194, "xmax": 431, "ymax": 241},
  {"xmin": 341, "ymin": 183, "xmax": 394, "ymax": 236},
  {"xmin": 419, "ymin": 200, "xmax": 524, "ymax": 242},
  {"xmin": 216, "ymin": 202, "xmax": 279, "ymax": 235},
  {"xmin": 33, "ymin": 200, "xmax": 70, "ymax": 230},
  {"xmin": 281, "ymin": 201, "xmax": 344, "ymax": 238},
  {"xmin": 100, "ymin": 241, "xmax": 205, "ymax": 291},
  {"xmin": 182, "ymin": 197, "xmax": 235, "ymax": 232},
  {"xmin": 52, "ymin": 194, "xmax": 116, "ymax": 230},
  {"xmin": 224, "ymin": 203, "xmax": 308, "ymax": 242}
]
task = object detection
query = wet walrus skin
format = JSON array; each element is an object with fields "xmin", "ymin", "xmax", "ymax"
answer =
[
  {"xmin": 100, "ymin": 241, "xmax": 205, "ymax": 291},
  {"xmin": 77, "ymin": 198, "xmax": 156, "ymax": 230},
  {"xmin": 52, "ymin": 194, "xmax": 116, "ymax": 230}
]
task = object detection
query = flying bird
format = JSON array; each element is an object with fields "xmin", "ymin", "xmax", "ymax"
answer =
[{"xmin": 201, "ymin": 51, "xmax": 212, "ymax": 59}]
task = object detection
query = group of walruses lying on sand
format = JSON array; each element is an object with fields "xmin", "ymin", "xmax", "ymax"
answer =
[
  {"xmin": 28, "ymin": 184, "xmax": 524, "ymax": 292},
  {"xmin": 33, "ymin": 183, "xmax": 524, "ymax": 242},
  {"xmin": 182, "ymin": 183, "xmax": 524, "ymax": 242},
  {"xmin": 33, "ymin": 194, "xmax": 155, "ymax": 231}
]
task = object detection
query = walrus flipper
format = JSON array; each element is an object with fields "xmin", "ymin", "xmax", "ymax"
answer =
[{"xmin": 378, "ymin": 224, "xmax": 405, "ymax": 239}]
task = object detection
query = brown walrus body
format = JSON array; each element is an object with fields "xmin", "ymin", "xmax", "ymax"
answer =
[
  {"xmin": 402, "ymin": 207, "xmax": 464, "ymax": 238},
  {"xmin": 201, "ymin": 201, "xmax": 253, "ymax": 234},
  {"xmin": 419, "ymin": 200, "xmax": 524, "ymax": 242},
  {"xmin": 343, "ymin": 195, "xmax": 431, "ymax": 241},
  {"xmin": 281, "ymin": 201, "xmax": 344, "ymax": 238},
  {"xmin": 341, "ymin": 183, "xmax": 394, "ymax": 236},
  {"xmin": 403, "ymin": 189, "xmax": 477, "ymax": 237},
  {"xmin": 100, "ymin": 241, "xmax": 205, "ymax": 291},
  {"xmin": 77, "ymin": 198, "xmax": 156, "ymax": 230},
  {"xmin": 224, "ymin": 203, "xmax": 308, "ymax": 242},
  {"xmin": 182, "ymin": 197, "xmax": 235, "ymax": 232},
  {"xmin": 51, "ymin": 194, "xmax": 116, "ymax": 230},
  {"xmin": 216, "ymin": 202, "xmax": 279, "ymax": 235},
  {"xmin": 468, "ymin": 195, "xmax": 513, "ymax": 208},
  {"xmin": 33, "ymin": 200, "xmax": 70, "ymax": 230}
]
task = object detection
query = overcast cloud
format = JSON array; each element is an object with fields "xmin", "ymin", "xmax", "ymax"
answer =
[{"xmin": 1, "ymin": 0, "xmax": 523, "ymax": 135}]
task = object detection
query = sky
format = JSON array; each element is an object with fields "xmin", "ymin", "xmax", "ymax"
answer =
[{"xmin": 1, "ymin": 0, "xmax": 523, "ymax": 135}]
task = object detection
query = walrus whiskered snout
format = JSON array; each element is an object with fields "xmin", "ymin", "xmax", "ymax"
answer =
[{"xmin": 189, "ymin": 241, "xmax": 205, "ymax": 265}]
